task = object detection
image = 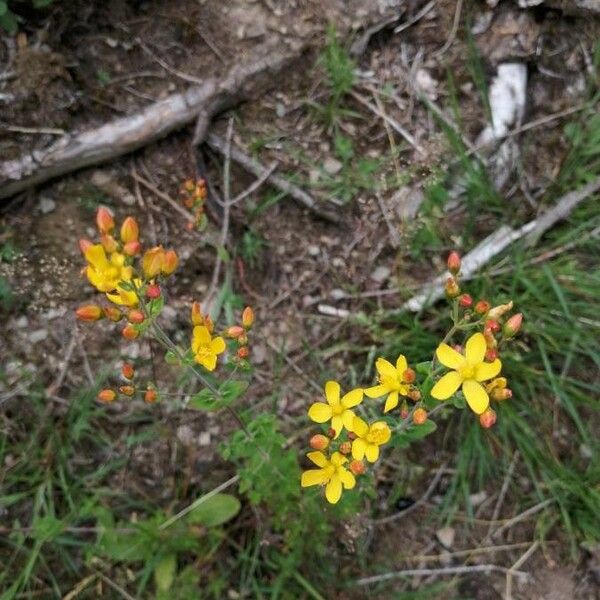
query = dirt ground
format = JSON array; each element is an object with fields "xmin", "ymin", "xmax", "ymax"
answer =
[{"xmin": 1, "ymin": 0, "xmax": 599, "ymax": 598}]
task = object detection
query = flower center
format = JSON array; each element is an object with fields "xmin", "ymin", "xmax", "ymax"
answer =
[
  {"xmin": 331, "ymin": 404, "xmax": 343, "ymax": 416},
  {"xmin": 367, "ymin": 429, "xmax": 387, "ymax": 444},
  {"xmin": 380, "ymin": 375, "xmax": 402, "ymax": 392},
  {"xmin": 459, "ymin": 365, "xmax": 475, "ymax": 379}
]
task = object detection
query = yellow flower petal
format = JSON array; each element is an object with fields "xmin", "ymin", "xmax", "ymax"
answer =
[
  {"xmin": 365, "ymin": 444, "xmax": 379, "ymax": 463},
  {"xmin": 306, "ymin": 451, "xmax": 328, "ymax": 467},
  {"xmin": 330, "ymin": 452, "xmax": 347, "ymax": 466},
  {"xmin": 307, "ymin": 402, "xmax": 332, "ymax": 423},
  {"xmin": 465, "ymin": 332, "xmax": 486, "ymax": 365},
  {"xmin": 210, "ymin": 336, "xmax": 226, "ymax": 354},
  {"xmin": 325, "ymin": 381, "xmax": 341, "ymax": 406},
  {"xmin": 193, "ymin": 326, "xmax": 211, "ymax": 349},
  {"xmin": 342, "ymin": 409, "xmax": 356, "ymax": 431},
  {"xmin": 197, "ymin": 353, "xmax": 217, "ymax": 371},
  {"xmin": 431, "ymin": 371, "xmax": 462, "ymax": 400},
  {"xmin": 85, "ymin": 244, "xmax": 108, "ymax": 268},
  {"xmin": 341, "ymin": 388, "xmax": 363, "ymax": 408},
  {"xmin": 463, "ymin": 379, "xmax": 490, "ymax": 414},
  {"xmin": 396, "ymin": 354, "xmax": 408, "ymax": 374},
  {"xmin": 325, "ymin": 475, "xmax": 342, "ymax": 504},
  {"xmin": 352, "ymin": 438, "xmax": 366, "ymax": 460},
  {"xmin": 375, "ymin": 357, "xmax": 397, "ymax": 379},
  {"xmin": 364, "ymin": 384, "xmax": 388, "ymax": 398},
  {"xmin": 475, "ymin": 359, "xmax": 502, "ymax": 382},
  {"xmin": 301, "ymin": 469, "xmax": 329, "ymax": 487},
  {"xmin": 371, "ymin": 422, "xmax": 391, "ymax": 444},
  {"xmin": 331, "ymin": 415, "xmax": 343, "ymax": 438},
  {"xmin": 383, "ymin": 391, "xmax": 399, "ymax": 413},
  {"xmin": 436, "ymin": 343, "xmax": 465, "ymax": 369},
  {"xmin": 351, "ymin": 416, "xmax": 369, "ymax": 437},
  {"xmin": 340, "ymin": 468, "xmax": 356, "ymax": 490}
]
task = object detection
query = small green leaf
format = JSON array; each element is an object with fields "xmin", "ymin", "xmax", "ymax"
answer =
[
  {"xmin": 154, "ymin": 553, "xmax": 177, "ymax": 592},
  {"xmin": 33, "ymin": 516, "xmax": 64, "ymax": 542},
  {"xmin": 219, "ymin": 380, "xmax": 249, "ymax": 403},
  {"xmin": 186, "ymin": 493, "xmax": 241, "ymax": 527},
  {"xmin": 165, "ymin": 350, "xmax": 178, "ymax": 364},
  {"xmin": 216, "ymin": 245, "xmax": 230, "ymax": 262},
  {"xmin": 0, "ymin": 3, "xmax": 8, "ymax": 17},
  {"xmin": 452, "ymin": 395, "xmax": 466, "ymax": 409},
  {"xmin": 188, "ymin": 388, "xmax": 218, "ymax": 411},
  {"xmin": 149, "ymin": 295, "xmax": 165, "ymax": 317},
  {"xmin": 415, "ymin": 361, "xmax": 432, "ymax": 375}
]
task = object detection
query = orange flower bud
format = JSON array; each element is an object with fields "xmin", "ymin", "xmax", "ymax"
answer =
[
  {"xmin": 120, "ymin": 216, "xmax": 139, "ymax": 243},
  {"xmin": 79, "ymin": 238, "xmax": 93, "ymax": 254},
  {"xmin": 96, "ymin": 207, "xmax": 115, "ymax": 234},
  {"xmin": 161, "ymin": 249, "xmax": 178, "ymax": 276},
  {"xmin": 121, "ymin": 363, "xmax": 135, "ymax": 379},
  {"xmin": 475, "ymin": 300, "xmax": 491, "ymax": 315},
  {"xmin": 458, "ymin": 294, "xmax": 473, "ymax": 308},
  {"xmin": 346, "ymin": 431, "xmax": 357, "ymax": 441},
  {"xmin": 309, "ymin": 434, "xmax": 329, "ymax": 450},
  {"xmin": 349, "ymin": 460, "xmax": 366, "ymax": 475},
  {"xmin": 447, "ymin": 251, "xmax": 461, "ymax": 275},
  {"xmin": 479, "ymin": 408, "xmax": 497, "ymax": 429},
  {"xmin": 204, "ymin": 316, "xmax": 214, "ymax": 334},
  {"xmin": 119, "ymin": 385, "xmax": 135, "ymax": 396},
  {"xmin": 127, "ymin": 309, "xmax": 145, "ymax": 324},
  {"xmin": 226, "ymin": 325, "xmax": 245, "ymax": 338},
  {"xmin": 76, "ymin": 304, "xmax": 103, "ymax": 322},
  {"xmin": 491, "ymin": 387, "xmax": 512, "ymax": 401},
  {"xmin": 503, "ymin": 313, "xmax": 523, "ymax": 338},
  {"xmin": 413, "ymin": 407, "xmax": 428, "ymax": 425},
  {"xmin": 444, "ymin": 276, "xmax": 460, "ymax": 299},
  {"xmin": 487, "ymin": 301, "xmax": 514, "ymax": 321},
  {"xmin": 100, "ymin": 234, "xmax": 118, "ymax": 254},
  {"xmin": 237, "ymin": 346, "xmax": 249, "ymax": 359},
  {"xmin": 144, "ymin": 389, "xmax": 158, "ymax": 404},
  {"xmin": 242, "ymin": 306, "xmax": 254, "ymax": 329},
  {"xmin": 408, "ymin": 389, "xmax": 421, "ymax": 402},
  {"xmin": 97, "ymin": 389, "xmax": 116, "ymax": 403},
  {"xmin": 402, "ymin": 368, "xmax": 416, "ymax": 384},
  {"xmin": 103, "ymin": 305, "xmax": 122, "ymax": 322},
  {"xmin": 146, "ymin": 284, "xmax": 161, "ymax": 299},
  {"xmin": 191, "ymin": 301, "xmax": 203, "ymax": 326},
  {"xmin": 123, "ymin": 241, "xmax": 141, "ymax": 256},
  {"xmin": 122, "ymin": 324, "xmax": 139, "ymax": 340},
  {"xmin": 339, "ymin": 441, "xmax": 352, "ymax": 455},
  {"xmin": 485, "ymin": 348, "xmax": 499, "ymax": 362},
  {"xmin": 142, "ymin": 246, "xmax": 165, "ymax": 279}
]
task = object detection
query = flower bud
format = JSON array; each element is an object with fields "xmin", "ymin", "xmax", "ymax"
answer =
[
  {"xmin": 309, "ymin": 434, "xmax": 329, "ymax": 450},
  {"xmin": 242, "ymin": 306, "xmax": 254, "ymax": 329},
  {"xmin": 327, "ymin": 428, "xmax": 337, "ymax": 438},
  {"xmin": 121, "ymin": 363, "xmax": 135, "ymax": 380},
  {"xmin": 237, "ymin": 346, "xmax": 249, "ymax": 359},
  {"xmin": 474, "ymin": 300, "xmax": 491, "ymax": 315},
  {"xmin": 191, "ymin": 301, "xmax": 203, "ymax": 326},
  {"xmin": 97, "ymin": 389, "xmax": 116, "ymax": 403},
  {"xmin": 146, "ymin": 284, "xmax": 161, "ymax": 299},
  {"xmin": 100, "ymin": 234, "xmax": 118, "ymax": 253},
  {"xmin": 402, "ymin": 368, "xmax": 416, "ymax": 384},
  {"xmin": 96, "ymin": 207, "xmax": 115, "ymax": 234},
  {"xmin": 485, "ymin": 348, "xmax": 499, "ymax": 362},
  {"xmin": 127, "ymin": 309, "xmax": 145, "ymax": 324},
  {"xmin": 122, "ymin": 324, "xmax": 139, "ymax": 340},
  {"xmin": 226, "ymin": 325, "xmax": 245, "ymax": 338},
  {"xmin": 144, "ymin": 389, "xmax": 158, "ymax": 403},
  {"xmin": 503, "ymin": 313, "xmax": 523, "ymax": 338},
  {"xmin": 120, "ymin": 217, "xmax": 139, "ymax": 243},
  {"xmin": 408, "ymin": 389, "xmax": 421, "ymax": 402},
  {"xmin": 400, "ymin": 401, "xmax": 409, "ymax": 419},
  {"xmin": 79, "ymin": 238, "xmax": 93, "ymax": 254},
  {"xmin": 142, "ymin": 246, "xmax": 165, "ymax": 279},
  {"xmin": 485, "ymin": 319, "xmax": 500, "ymax": 333},
  {"xmin": 479, "ymin": 408, "xmax": 497, "ymax": 429},
  {"xmin": 487, "ymin": 301, "xmax": 513, "ymax": 321},
  {"xmin": 447, "ymin": 251, "xmax": 461, "ymax": 275},
  {"xmin": 339, "ymin": 441, "xmax": 352, "ymax": 455},
  {"xmin": 347, "ymin": 432, "xmax": 357, "ymax": 441},
  {"xmin": 204, "ymin": 316, "xmax": 214, "ymax": 334},
  {"xmin": 119, "ymin": 385, "xmax": 135, "ymax": 396},
  {"xmin": 491, "ymin": 387, "xmax": 512, "ymax": 401},
  {"xmin": 349, "ymin": 460, "xmax": 366, "ymax": 475},
  {"xmin": 161, "ymin": 249, "xmax": 178, "ymax": 276},
  {"xmin": 444, "ymin": 276, "xmax": 460, "ymax": 299},
  {"xmin": 76, "ymin": 304, "xmax": 103, "ymax": 322},
  {"xmin": 458, "ymin": 293, "xmax": 473, "ymax": 308},
  {"xmin": 103, "ymin": 305, "xmax": 122, "ymax": 321},
  {"xmin": 123, "ymin": 241, "xmax": 141, "ymax": 256},
  {"xmin": 413, "ymin": 407, "xmax": 428, "ymax": 425}
]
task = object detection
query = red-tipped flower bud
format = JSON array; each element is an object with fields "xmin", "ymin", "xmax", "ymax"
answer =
[
  {"xmin": 127, "ymin": 309, "xmax": 145, "ymax": 324},
  {"xmin": 121, "ymin": 363, "xmax": 135, "ymax": 380},
  {"xmin": 485, "ymin": 348, "xmax": 499, "ymax": 362},
  {"xmin": 339, "ymin": 441, "xmax": 352, "ymax": 455},
  {"xmin": 79, "ymin": 238, "xmax": 93, "ymax": 254},
  {"xmin": 103, "ymin": 305, "xmax": 122, "ymax": 322},
  {"xmin": 226, "ymin": 325, "xmax": 245, "ymax": 338},
  {"xmin": 408, "ymin": 389, "xmax": 421, "ymax": 402},
  {"xmin": 349, "ymin": 460, "xmax": 366, "ymax": 475},
  {"xmin": 97, "ymin": 389, "xmax": 116, "ymax": 403},
  {"xmin": 142, "ymin": 246, "xmax": 165, "ymax": 279},
  {"xmin": 146, "ymin": 284, "xmax": 161, "ymax": 299},
  {"xmin": 491, "ymin": 387, "xmax": 512, "ymax": 401},
  {"xmin": 144, "ymin": 389, "xmax": 158, "ymax": 404},
  {"xmin": 122, "ymin": 324, "xmax": 139, "ymax": 340},
  {"xmin": 487, "ymin": 301, "xmax": 513, "ymax": 321},
  {"xmin": 447, "ymin": 251, "xmax": 461, "ymax": 275},
  {"xmin": 237, "ymin": 346, "xmax": 249, "ymax": 359},
  {"xmin": 96, "ymin": 207, "xmax": 115, "ymax": 234},
  {"xmin": 402, "ymin": 368, "xmax": 416, "ymax": 384},
  {"xmin": 327, "ymin": 428, "xmax": 337, "ymax": 438},
  {"xmin": 161, "ymin": 249, "xmax": 178, "ymax": 276},
  {"xmin": 413, "ymin": 407, "xmax": 428, "ymax": 425},
  {"xmin": 479, "ymin": 408, "xmax": 497, "ymax": 429},
  {"xmin": 100, "ymin": 234, "xmax": 118, "ymax": 254},
  {"xmin": 445, "ymin": 276, "xmax": 460, "ymax": 299},
  {"xmin": 309, "ymin": 434, "xmax": 329, "ymax": 450},
  {"xmin": 475, "ymin": 300, "xmax": 491, "ymax": 315},
  {"xmin": 503, "ymin": 313, "xmax": 523, "ymax": 338},
  {"xmin": 123, "ymin": 241, "xmax": 141, "ymax": 256},
  {"xmin": 191, "ymin": 301, "xmax": 203, "ymax": 326},
  {"xmin": 485, "ymin": 319, "xmax": 500, "ymax": 333},
  {"xmin": 242, "ymin": 306, "xmax": 254, "ymax": 329},
  {"xmin": 76, "ymin": 304, "xmax": 103, "ymax": 322},
  {"xmin": 459, "ymin": 293, "xmax": 473, "ymax": 308},
  {"xmin": 120, "ymin": 216, "xmax": 139, "ymax": 244},
  {"xmin": 119, "ymin": 385, "xmax": 135, "ymax": 397}
]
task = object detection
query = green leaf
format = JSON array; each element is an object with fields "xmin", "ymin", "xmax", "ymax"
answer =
[
  {"xmin": 186, "ymin": 493, "xmax": 241, "ymax": 527},
  {"xmin": 415, "ymin": 361, "xmax": 432, "ymax": 375},
  {"xmin": 149, "ymin": 295, "xmax": 165, "ymax": 317},
  {"xmin": 216, "ymin": 245, "xmax": 230, "ymax": 262},
  {"xmin": 32, "ymin": 516, "xmax": 64, "ymax": 542},
  {"xmin": 219, "ymin": 380, "xmax": 249, "ymax": 404},
  {"xmin": 0, "ymin": 10, "xmax": 18, "ymax": 34},
  {"xmin": 0, "ymin": 3, "xmax": 7, "ymax": 17},
  {"xmin": 188, "ymin": 380, "xmax": 248, "ymax": 412},
  {"xmin": 165, "ymin": 350, "xmax": 178, "ymax": 364},
  {"xmin": 154, "ymin": 554, "xmax": 177, "ymax": 592},
  {"xmin": 188, "ymin": 388, "xmax": 218, "ymax": 411},
  {"xmin": 393, "ymin": 420, "xmax": 437, "ymax": 448},
  {"xmin": 451, "ymin": 394, "xmax": 466, "ymax": 409}
]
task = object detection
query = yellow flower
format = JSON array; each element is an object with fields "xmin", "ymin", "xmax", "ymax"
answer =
[
  {"xmin": 307, "ymin": 381, "xmax": 363, "ymax": 438},
  {"xmin": 106, "ymin": 279, "xmax": 141, "ymax": 307},
  {"xmin": 431, "ymin": 332, "xmax": 502, "ymax": 414},
  {"xmin": 84, "ymin": 244, "xmax": 132, "ymax": 292},
  {"xmin": 192, "ymin": 325, "xmax": 226, "ymax": 371},
  {"xmin": 365, "ymin": 355, "xmax": 411, "ymax": 413},
  {"xmin": 350, "ymin": 416, "xmax": 391, "ymax": 463},
  {"xmin": 300, "ymin": 451, "xmax": 355, "ymax": 504}
]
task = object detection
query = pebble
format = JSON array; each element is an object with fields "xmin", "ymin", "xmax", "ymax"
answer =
[
  {"xmin": 307, "ymin": 245, "xmax": 320, "ymax": 257},
  {"xmin": 29, "ymin": 329, "xmax": 48, "ymax": 343},
  {"xmin": 39, "ymin": 197, "xmax": 56, "ymax": 214},
  {"xmin": 436, "ymin": 526, "xmax": 455, "ymax": 548},
  {"xmin": 199, "ymin": 431, "xmax": 211, "ymax": 446},
  {"xmin": 469, "ymin": 490, "xmax": 488, "ymax": 507},
  {"xmin": 323, "ymin": 157, "xmax": 343, "ymax": 175},
  {"xmin": 371, "ymin": 265, "xmax": 391, "ymax": 284}
]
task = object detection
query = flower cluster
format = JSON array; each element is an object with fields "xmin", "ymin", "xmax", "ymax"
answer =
[
  {"xmin": 181, "ymin": 178, "xmax": 208, "ymax": 231},
  {"xmin": 302, "ymin": 251, "xmax": 523, "ymax": 504}
]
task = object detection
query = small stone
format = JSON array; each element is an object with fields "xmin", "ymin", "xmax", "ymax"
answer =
[
  {"xmin": 309, "ymin": 169, "xmax": 320, "ymax": 184},
  {"xmin": 14, "ymin": 316, "xmax": 28, "ymax": 329},
  {"xmin": 39, "ymin": 197, "xmax": 56, "ymax": 214},
  {"xmin": 436, "ymin": 526, "xmax": 455, "ymax": 548},
  {"xmin": 275, "ymin": 102, "xmax": 286, "ymax": 118},
  {"xmin": 307, "ymin": 245, "xmax": 320, "ymax": 257},
  {"xmin": 330, "ymin": 288, "xmax": 347, "ymax": 300},
  {"xmin": 323, "ymin": 157, "xmax": 343, "ymax": 175},
  {"xmin": 252, "ymin": 343, "xmax": 267, "ymax": 365},
  {"xmin": 29, "ymin": 329, "xmax": 48, "ymax": 343},
  {"xmin": 469, "ymin": 490, "xmax": 488, "ymax": 507},
  {"xmin": 371, "ymin": 265, "xmax": 391, "ymax": 284},
  {"xmin": 199, "ymin": 431, "xmax": 211, "ymax": 446},
  {"xmin": 176, "ymin": 425, "xmax": 194, "ymax": 445}
]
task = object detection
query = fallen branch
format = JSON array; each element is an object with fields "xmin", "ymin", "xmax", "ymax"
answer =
[
  {"xmin": 0, "ymin": 45, "xmax": 303, "ymax": 200},
  {"xmin": 400, "ymin": 176, "xmax": 600, "ymax": 312},
  {"xmin": 205, "ymin": 133, "xmax": 339, "ymax": 223}
]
